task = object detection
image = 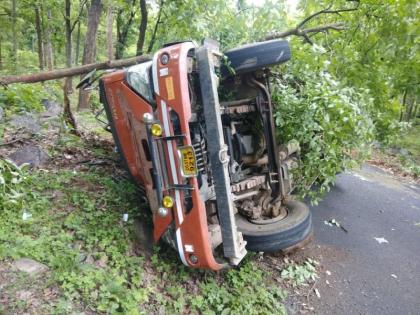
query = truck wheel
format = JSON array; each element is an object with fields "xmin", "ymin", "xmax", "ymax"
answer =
[{"xmin": 235, "ymin": 200, "xmax": 312, "ymax": 252}]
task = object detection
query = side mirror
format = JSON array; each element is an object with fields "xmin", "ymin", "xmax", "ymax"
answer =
[{"xmin": 76, "ymin": 69, "xmax": 98, "ymax": 90}]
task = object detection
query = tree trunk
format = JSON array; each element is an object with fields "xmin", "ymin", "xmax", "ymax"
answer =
[
  {"xmin": 63, "ymin": 77, "xmax": 80, "ymax": 135},
  {"xmin": 106, "ymin": 5, "xmax": 114, "ymax": 60},
  {"xmin": 78, "ymin": 0, "xmax": 103, "ymax": 111},
  {"xmin": 412, "ymin": 100, "xmax": 419, "ymax": 120},
  {"xmin": 147, "ymin": 0, "xmax": 163, "ymax": 53},
  {"xmin": 75, "ymin": 20, "xmax": 81, "ymax": 64},
  {"xmin": 0, "ymin": 36, "xmax": 3, "ymax": 71},
  {"xmin": 45, "ymin": 9, "xmax": 54, "ymax": 71},
  {"xmin": 0, "ymin": 55, "xmax": 150, "ymax": 85},
  {"xmin": 34, "ymin": 6, "xmax": 44, "ymax": 70},
  {"xmin": 400, "ymin": 88, "xmax": 408, "ymax": 122},
  {"xmin": 115, "ymin": 0, "xmax": 137, "ymax": 60},
  {"xmin": 115, "ymin": 11, "xmax": 122, "ymax": 59},
  {"xmin": 11, "ymin": 0, "xmax": 17, "ymax": 69},
  {"xmin": 65, "ymin": 0, "xmax": 73, "ymax": 92},
  {"xmin": 405, "ymin": 93, "xmax": 415, "ymax": 122},
  {"xmin": 136, "ymin": 0, "xmax": 148, "ymax": 56}
]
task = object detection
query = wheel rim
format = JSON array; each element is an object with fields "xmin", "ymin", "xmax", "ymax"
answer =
[{"xmin": 248, "ymin": 206, "xmax": 288, "ymax": 225}]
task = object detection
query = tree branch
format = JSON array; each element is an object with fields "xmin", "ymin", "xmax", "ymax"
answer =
[
  {"xmin": 262, "ymin": 2, "xmax": 359, "ymax": 43},
  {"xmin": 70, "ymin": 0, "xmax": 88, "ymax": 33},
  {"xmin": 264, "ymin": 23, "xmax": 347, "ymax": 42},
  {"xmin": 296, "ymin": 3, "xmax": 359, "ymax": 29},
  {"xmin": 147, "ymin": 0, "xmax": 164, "ymax": 53},
  {"xmin": 0, "ymin": 55, "xmax": 151, "ymax": 85}
]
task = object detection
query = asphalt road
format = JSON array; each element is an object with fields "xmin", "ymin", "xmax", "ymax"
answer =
[{"xmin": 307, "ymin": 165, "xmax": 420, "ymax": 315}]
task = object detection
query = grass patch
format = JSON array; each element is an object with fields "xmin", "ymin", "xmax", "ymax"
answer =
[
  {"xmin": 369, "ymin": 121, "xmax": 420, "ymax": 180},
  {"xmin": 391, "ymin": 122, "xmax": 420, "ymax": 162}
]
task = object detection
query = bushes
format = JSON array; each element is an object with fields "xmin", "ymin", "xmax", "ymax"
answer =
[
  {"xmin": 0, "ymin": 82, "xmax": 62, "ymax": 116},
  {"xmin": 272, "ymin": 44, "xmax": 374, "ymax": 202},
  {"xmin": 0, "ymin": 159, "xmax": 28, "ymax": 213}
]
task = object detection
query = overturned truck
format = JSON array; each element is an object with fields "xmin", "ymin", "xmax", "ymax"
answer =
[{"xmin": 96, "ymin": 39, "xmax": 312, "ymax": 270}]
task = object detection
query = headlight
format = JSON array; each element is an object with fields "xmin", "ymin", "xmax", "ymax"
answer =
[
  {"xmin": 160, "ymin": 53, "xmax": 170, "ymax": 65},
  {"xmin": 151, "ymin": 123, "xmax": 163, "ymax": 136},
  {"xmin": 162, "ymin": 196, "xmax": 174, "ymax": 208}
]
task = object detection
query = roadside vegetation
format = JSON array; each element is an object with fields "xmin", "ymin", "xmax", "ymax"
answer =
[{"xmin": 369, "ymin": 120, "xmax": 420, "ymax": 181}]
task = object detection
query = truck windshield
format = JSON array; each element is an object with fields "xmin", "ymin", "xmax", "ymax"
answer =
[{"xmin": 126, "ymin": 61, "xmax": 154, "ymax": 104}]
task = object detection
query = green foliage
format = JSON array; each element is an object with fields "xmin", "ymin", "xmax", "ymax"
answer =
[
  {"xmin": 391, "ymin": 122, "xmax": 420, "ymax": 162},
  {"xmin": 281, "ymin": 258, "xmax": 319, "ymax": 286},
  {"xmin": 190, "ymin": 261, "xmax": 287, "ymax": 314},
  {"xmin": 0, "ymin": 159, "xmax": 28, "ymax": 213},
  {"xmin": 152, "ymin": 0, "xmax": 289, "ymax": 51},
  {"xmin": 273, "ymin": 44, "xmax": 374, "ymax": 201},
  {"xmin": 299, "ymin": 0, "xmax": 419, "ymax": 141},
  {"xmin": 0, "ymin": 82, "xmax": 61, "ymax": 116},
  {"xmin": 0, "ymin": 166, "xmax": 147, "ymax": 313}
]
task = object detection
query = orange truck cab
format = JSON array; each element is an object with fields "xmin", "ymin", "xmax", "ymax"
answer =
[{"xmin": 98, "ymin": 39, "xmax": 312, "ymax": 270}]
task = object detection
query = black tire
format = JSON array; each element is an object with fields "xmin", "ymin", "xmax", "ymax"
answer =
[
  {"xmin": 235, "ymin": 200, "xmax": 312, "ymax": 252},
  {"xmin": 223, "ymin": 39, "xmax": 291, "ymax": 75}
]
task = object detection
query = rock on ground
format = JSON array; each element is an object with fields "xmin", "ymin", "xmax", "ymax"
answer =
[
  {"xmin": 10, "ymin": 113, "xmax": 41, "ymax": 134},
  {"xmin": 8, "ymin": 144, "xmax": 50, "ymax": 168},
  {"xmin": 13, "ymin": 258, "xmax": 49, "ymax": 275},
  {"xmin": 0, "ymin": 106, "xmax": 3, "ymax": 122},
  {"xmin": 41, "ymin": 99, "xmax": 62, "ymax": 117}
]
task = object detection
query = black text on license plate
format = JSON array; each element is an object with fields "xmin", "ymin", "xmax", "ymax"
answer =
[{"xmin": 178, "ymin": 146, "xmax": 198, "ymax": 177}]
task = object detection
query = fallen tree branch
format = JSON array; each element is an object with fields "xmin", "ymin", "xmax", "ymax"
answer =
[{"xmin": 0, "ymin": 55, "xmax": 150, "ymax": 85}]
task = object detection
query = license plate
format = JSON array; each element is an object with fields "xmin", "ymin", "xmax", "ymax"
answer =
[{"xmin": 178, "ymin": 146, "xmax": 198, "ymax": 177}]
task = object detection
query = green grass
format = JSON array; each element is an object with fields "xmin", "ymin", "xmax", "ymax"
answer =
[
  {"xmin": 376, "ymin": 120, "xmax": 420, "ymax": 181},
  {"xmin": 392, "ymin": 122, "xmax": 420, "ymax": 162},
  {"xmin": 75, "ymin": 110, "xmax": 112, "ymax": 138},
  {"xmin": 0, "ymin": 158, "xmax": 288, "ymax": 314}
]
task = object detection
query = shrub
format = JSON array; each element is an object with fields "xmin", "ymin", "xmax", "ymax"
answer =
[
  {"xmin": 272, "ymin": 45, "xmax": 374, "ymax": 202},
  {"xmin": 0, "ymin": 82, "xmax": 62, "ymax": 116}
]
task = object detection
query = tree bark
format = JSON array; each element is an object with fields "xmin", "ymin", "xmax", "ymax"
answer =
[
  {"xmin": 400, "ymin": 88, "xmax": 408, "ymax": 122},
  {"xmin": 34, "ymin": 6, "xmax": 44, "ymax": 70},
  {"xmin": 0, "ymin": 35, "xmax": 3, "ymax": 71},
  {"xmin": 136, "ymin": 0, "xmax": 148, "ymax": 56},
  {"xmin": 115, "ymin": 0, "xmax": 137, "ymax": 59},
  {"xmin": 63, "ymin": 77, "xmax": 80, "ymax": 135},
  {"xmin": 412, "ymin": 100, "xmax": 419, "ymax": 121},
  {"xmin": 405, "ymin": 93, "xmax": 415, "ymax": 122},
  {"xmin": 106, "ymin": 5, "xmax": 114, "ymax": 60},
  {"xmin": 0, "ymin": 55, "xmax": 150, "ymax": 85},
  {"xmin": 75, "ymin": 20, "xmax": 81, "ymax": 64},
  {"xmin": 11, "ymin": 0, "xmax": 17, "ymax": 69},
  {"xmin": 64, "ymin": 0, "xmax": 73, "ymax": 92},
  {"xmin": 45, "ymin": 9, "xmax": 54, "ymax": 71},
  {"xmin": 147, "ymin": 0, "xmax": 163, "ymax": 53},
  {"xmin": 78, "ymin": 0, "xmax": 103, "ymax": 111}
]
